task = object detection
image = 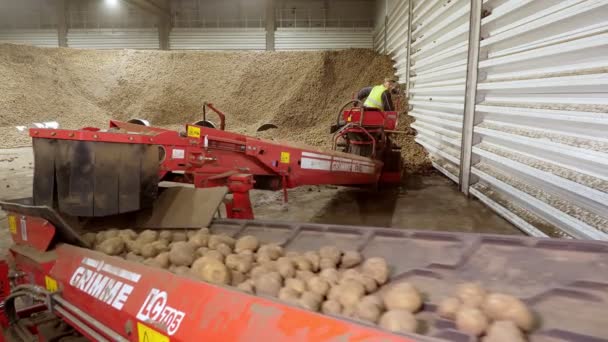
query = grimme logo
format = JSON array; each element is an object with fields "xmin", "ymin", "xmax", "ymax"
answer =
[
  {"xmin": 136, "ymin": 288, "xmax": 185, "ymax": 336},
  {"xmin": 69, "ymin": 257, "xmax": 141, "ymax": 310}
]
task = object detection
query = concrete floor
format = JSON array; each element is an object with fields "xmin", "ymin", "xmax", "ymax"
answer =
[{"xmin": 0, "ymin": 147, "xmax": 520, "ymax": 255}]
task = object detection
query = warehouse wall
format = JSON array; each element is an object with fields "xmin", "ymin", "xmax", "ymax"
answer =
[
  {"xmin": 375, "ymin": 0, "xmax": 608, "ymax": 240},
  {"xmin": 0, "ymin": 0, "xmax": 374, "ymax": 50}
]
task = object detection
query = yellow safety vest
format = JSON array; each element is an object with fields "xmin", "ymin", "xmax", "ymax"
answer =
[{"xmin": 364, "ymin": 85, "xmax": 388, "ymax": 109}]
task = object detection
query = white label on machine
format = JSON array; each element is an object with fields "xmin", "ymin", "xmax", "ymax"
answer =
[
  {"xmin": 171, "ymin": 149, "xmax": 185, "ymax": 159},
  {"xmin": 301, "ymin": 157, "xmax": 331, "ymax": 170},
  {"xmin": 20, "ymin": 216, "xmax": 27, "ymax": 241},
  {"xmin": 136, "ymin": 288, "xmax": 186, "ymax": 336},
  {"xmin": 70, "ymin": 257, "xmax": 141, "ymax": 310}
]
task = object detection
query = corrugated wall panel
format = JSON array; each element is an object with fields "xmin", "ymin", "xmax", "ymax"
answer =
[
  {"xmin": 409, "ymin": 0, "xmax": 470, "ymax": 183},
  {"xmin": 373, "ymin": 1, "xmax": 409, "ymax": 81},
  {"xmin": 470, "ymin": 0, "xmax": 608, "ymax": 239},
  {"xmin": 0, "ymin": 29, "xmax": 58, "ymax": 47},
  {"xmin": 170, "ymin": 28, "xmax": 265, "ymax": 50},
  {"xmin": 275, "ymin": 28, "xmax": 373, "ymax": 50},
  {"xmin": 67, "ymin": 28, "xmax": 159, "ymax": 49}
]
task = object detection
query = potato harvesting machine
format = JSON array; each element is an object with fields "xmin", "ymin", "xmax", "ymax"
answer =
[{"xmin": 0, "ymin": 103, "xmax": 607, "ymax": 341}]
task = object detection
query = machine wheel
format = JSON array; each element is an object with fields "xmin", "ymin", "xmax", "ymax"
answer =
[
  {"xmin": 127, "ymin": 118, "xmax": 150, "ymax": 126},
  {"xmin": 193, "ymin": 120, "xmax": 216, "ymax": 128}
]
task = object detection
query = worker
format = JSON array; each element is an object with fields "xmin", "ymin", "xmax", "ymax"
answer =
[{"xmin": 357, "ymin": 77, "xmax": 397, "ymax": 111}]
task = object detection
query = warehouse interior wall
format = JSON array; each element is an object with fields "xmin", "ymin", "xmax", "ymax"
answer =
[
  {"xmin": 374, "ymin": 0, "xmax": 608, "ymax": 240},
  {"xmin": 0, "ymin": 0, "xmax": 376, "ymax": 50}
]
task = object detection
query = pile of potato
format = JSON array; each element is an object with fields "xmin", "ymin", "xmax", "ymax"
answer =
[
  {"xmin": 437, "ymin": 283, "xmax": 534, "ymax": 341},
  {"xmin": 85, "ymin": 229, "xmax": 535, "ymax": 339}
]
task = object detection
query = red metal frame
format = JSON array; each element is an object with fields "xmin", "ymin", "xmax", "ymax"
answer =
[{"xmin": 30, "ymin": 119, "xmax": 384, "ymax": 220}]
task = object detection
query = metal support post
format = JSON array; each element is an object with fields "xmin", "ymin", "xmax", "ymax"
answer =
[
  {"xmin": 459, "ymin": 0, "xmax": 483, "ymax": 195},
  {"xmin": 404, "ymin": 0, "xmax": 414, "ymax": 98},
  {"xmin": 56, "ymin": 0, "xmax": 68, "ymax": 47},
  {"xmin": 266, "ymin": 0, "xmax": 276, "ymax": 51}
]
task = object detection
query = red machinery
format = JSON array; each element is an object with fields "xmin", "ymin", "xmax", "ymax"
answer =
[{"xmin": 28, "ymin": 102, "xmax": 402, "ymax": 221}]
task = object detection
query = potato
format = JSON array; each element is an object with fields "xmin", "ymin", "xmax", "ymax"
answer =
[
  {"xmin": 482, "ymin": 320, "xmax": 526, "ymax": 342},
  {"xmin": 438, "ymin": 297, "xmax": 461, "ymax": 320},
  {"xmin": 154, "ymin": 252, "xmax": 170, "ymax": 269},
  {"xmin": 171, "ymin": 231, "xmax": 188, "ymax": 242},
  {"xmin": 307, "ymin": 276, "xmax": 330, "ymax": 297},
  {"xmin": 117, "ymin": 229, "xmax": 137, "ymax": 241},
  {"xmin": 285, "ymin": 251, "xmax": 300, "ymax": 259},
  {"xmin": 215, "ymin": 243, "xmax": 233, "ymax": 257},
  {"xmin": 82, "ymin": 232, "xmax": 97, "ymax": 246},
  {"xmin": 295, "ymin": 270, "xmax": 315, "ymax": 282},
  {"xmin": 327, "ymin": 285, "xmax": 341, "ymax": 301},
  {"xmin": 277, "ymin": 257, "xmax": 296, "ymax": 278},
  {"xmin": 361, "ymin": 294, "xmax": 384, "ymax": 309},
  {"xmin": 239, "ymin": 249, "xmax": 253, "ymax": 256},
  {"xmin": 105, "ymin": 229, "xmax": 120, "ymax": 239},
  {"xmin": 196, "ymin": 247, "xmax": 209, "ymax": 257},
  {"xmin": 361, "ymin": 257, "xmax": 389, "ymax": 285},
  {"xmin": 96, "ymin": 237, "xmax": 125, "ymax": 255},
  {"xmin": 253, "ymin": 271, "xmax": 282, "ymax": 297},
  {"xmin": 191, "ymin": 257, "xmax": 231, "ymax": 285},
  {"xmin": 125, "ymin": 252, "xmax": 144, "ymax": 262},
  {"xmin": 199, "ymin": 227, "xmax": 210, "ymax": 235},
  {"xmin": 285, "ymin": 278, "xmax": 307, "ymax": 294},
  {"xmin": 278, "ymin": 287, "xmax": 300, "ymax": 304},
  {"xmin": 379, "ymin": 309, "xmax": 417, "ymax": 333},
  {"xmin": 138, "ymin": 230, "xmax": 158, "ymax": 244},
  {"xmin": 457, "ymin": 282, "xmax": 487, "ymax": 308},
  {"xmin": 189, "ymin": 232, "xmax": 209, "ymax": 248},
  {"xmin": 235, "ymin": 235, "xmax": 259, "ymax": 253},
  {"xmin": 337, "ymin": 279, "xmax": 365, "ymax": 308},
  {"xmin": 208, "ymin": 234, "xmax": 236, "ymax": 249},
  {"xmin": 360, "ymin": 275, "xmax": 378, "ymax": 293},
  {"xmin": 250, "ymin": 265, "xmax": 271, "ymax": 279},
  {"xmin": 159, "ymin": 230, "xmax": 172, "ymax": 240},
  {"xmin": 95, "ymin": 231, "xmax": 107, "ymax": 245},
  {"xmin": 320, "ymin": 258, "xmax": 337, "ymax": 270},
  {"xmin": 257, "ymin": 244, "xmax": 283, "ymax": 260},
  {"xmin": 456, "ymin": 307, "xmax": 489, "ymax": 336},
  {"xmin": 341, "ymin": 250, "xmax": 362, "ymax": 268},
  {"xmin": 383, "ymin": 282, "xmax": 422, "ymax": 313},
  {"xmin": 125, "ymin": 239, "xmax": 143, "ymax": 254},
  {"xmin": 482, "ymin": 293, "xmax": 534, "ymax": 331},
  {"xmin": 231, "ymin": 270, "xmax": 247, "ymax": 286},
  {"xmin": 293, "ymin": 256, "xmax": 313, "ymax": 271},
  {"xmin": 299, "ymin": 292, "xmax": 322, "ymax": 312},
  {"xmin": 225, "ymin": 254, "xmax": 253, "ymax": 273},
  {"xmin": 319, "ymin": 246, "xmax": 342, "ymax": 264},
  {"xmin": 321, "ymin": 300, "xmax": 342, "ymax": 315},
  {"xmin": 340, "ymin": 269, "xmax": 360, "ymax": 282},
  {"xmin": 172, "ymin": 265, "xmax": 191, "ymax": 277},
  {"xmin": 203, "ymin": 249, "xmax": 224, "ymax": 262},
  {"xmin": 342, "ymin": 304, "xmax": 356, "ymax": 317},
  {"xmin": 304, "ymin": 251, "xmax": 320, "ymax": 272},
  {"xmin": 140, "ymin": 240, "xmax": 168, "ymax": 258},
  {"xmin": 169, "ymin": 241, "xmax": 197, "ymax": 266},
  {"xmin": 237, "ymin": 280, "xmax": 254, "ymax": 294},
  {"xmin": 319, "ymin": 268, "xmax": 339, "ymax": 285},
  {"xmin": 355, "ymin": 301, "xmax": 382, "ymax": 323}
]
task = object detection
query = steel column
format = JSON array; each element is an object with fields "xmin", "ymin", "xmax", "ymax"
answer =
[
  {"xmin": 56, "ymin": 0, "xmax": 68, "ymax": 47},
  {"xmin": 404, "ymin": 0, "xmax": 413, "ymax": 97},
  {"xmin": 458, "ymin": 0, "xmax": 482, "ymax": 195},
  {"xmin": 265, "ymin": 0, "xmax": 276, "ymax": 51}
]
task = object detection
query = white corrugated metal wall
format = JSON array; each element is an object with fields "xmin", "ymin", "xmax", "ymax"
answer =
[
  {"xmin": 373, "ymin": 0, "xmax": 409, "ymax": 80},
  {"xmin": 67, "ymin": 29, "xmax": 160, "ymax": 49},
  {"xmin": 409, "ymin": 0, "xmax": 471, "ymax": 183},
  {"xmin": 469, "ymin": 0, "xmax": 608, "ymax": 239},
  {"xmin": 170, "ymin": 28, "xmax": 266, "ymax": 50},
  {"xmin": 275, "ymin": 28, "xmax": 373, "ymax": 50},
  {"xmin": 0, "ymin": 30, "xmax": 59, "ymax": 47},
  {"xmin": 375, "ymin": 0, "xmax": 608, "ymax": 240}
]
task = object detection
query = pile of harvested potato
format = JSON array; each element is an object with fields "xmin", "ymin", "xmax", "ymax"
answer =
[
  {"xmin": 85, "ymin": 229, "xmax": 536, "ymax": 339},
  {"xmin": 438, "ymin": 283, "xmax": 534, "ymax": 341}
]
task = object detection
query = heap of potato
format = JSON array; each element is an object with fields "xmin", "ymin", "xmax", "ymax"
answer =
[
  {"xmin": 437, "ymin": 283, "xmax": 534, "ymax": 341},
  {"xmin": 85, "ymin": 229, "xmax": 536, "ymax": 339}
]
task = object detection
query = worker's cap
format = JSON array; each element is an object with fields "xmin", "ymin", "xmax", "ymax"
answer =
[{"xmin": 384, "ymin": 77, "xmax": 398, "ymax": 84}]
